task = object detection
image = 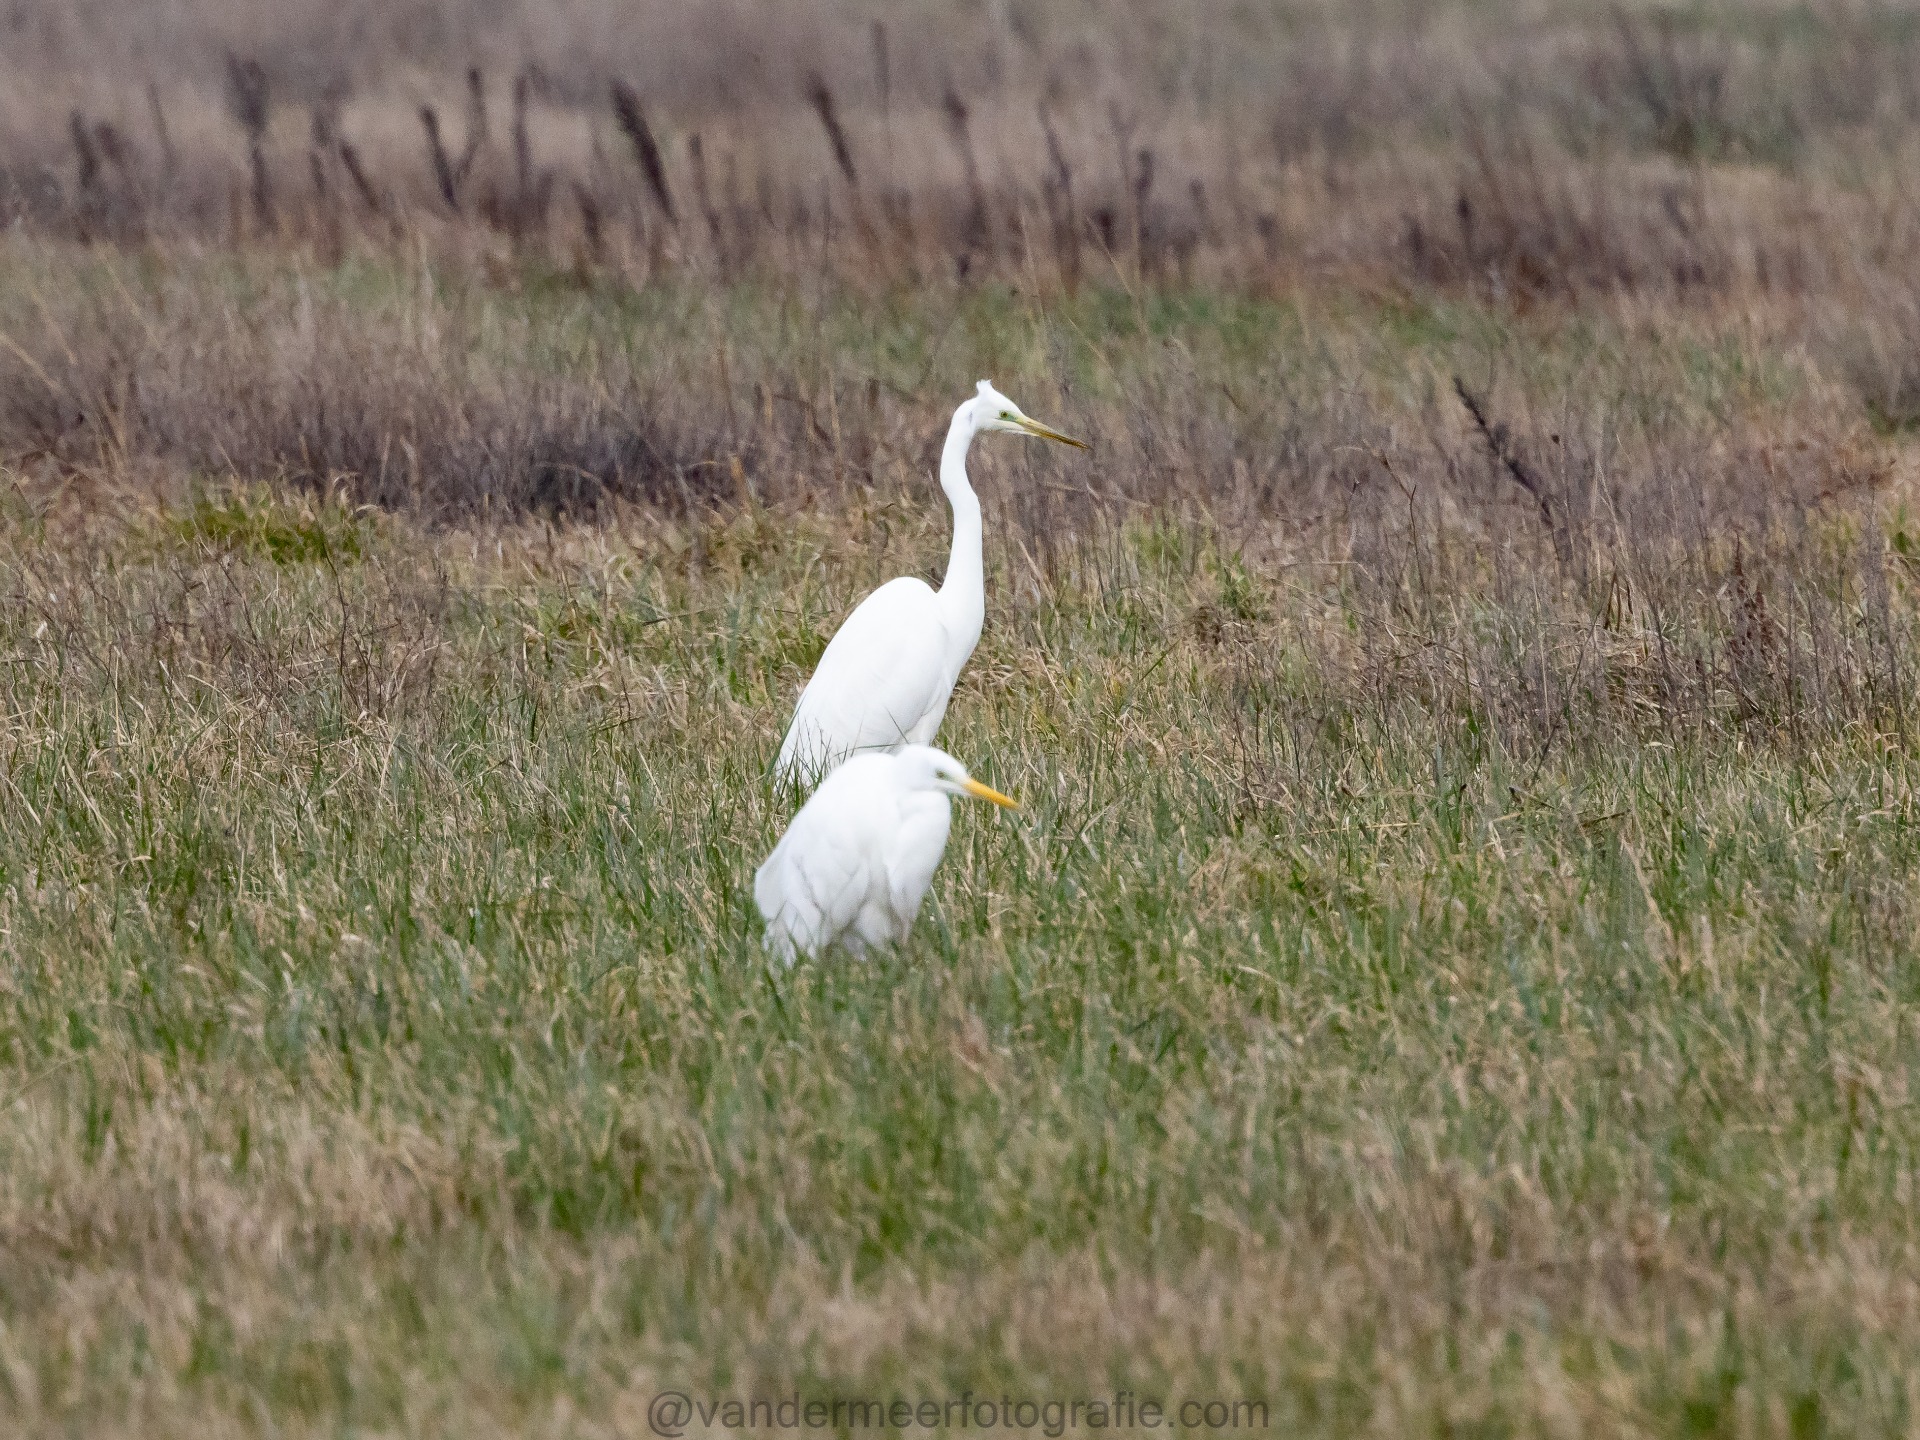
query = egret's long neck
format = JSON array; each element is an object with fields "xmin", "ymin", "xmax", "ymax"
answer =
[{"xmin": 936, "ymin": 406, "xmax": 986, "ymax": 660}]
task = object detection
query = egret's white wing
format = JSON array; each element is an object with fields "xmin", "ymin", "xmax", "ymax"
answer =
[
  {"xmin": 755, "ymin": 824, "xmax": 868, "ymax": 960},
  {"xmin": 754, "ymin": 756, "xmax": 894, "ymax": 959},
  {"xmin": 774, "ymin": 578, "xmax": 955, "ymax": 785}
]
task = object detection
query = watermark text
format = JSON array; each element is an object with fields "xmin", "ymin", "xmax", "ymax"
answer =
[{"xmin": 646, "ymin": 1391, "xmax": 1269, "ymax": 1436}]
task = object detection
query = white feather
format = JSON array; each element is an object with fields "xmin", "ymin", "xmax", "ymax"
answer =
[{"xmin": 755, "ymin": 746, "xmax": 1011, "ymax": 962}]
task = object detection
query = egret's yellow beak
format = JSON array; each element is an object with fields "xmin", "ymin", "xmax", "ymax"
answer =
[
  {"xmin": 1013, "ymin": 416, "xmax": 1087, "ymax": 449},
  {"xmin": 962, "ymin": 777, "xmax": 1019, "ymax": 809}
]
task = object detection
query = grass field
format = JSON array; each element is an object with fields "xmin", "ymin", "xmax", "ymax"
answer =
[
  {"xmin": 0, "ymin": 254, "xmax": 1915, "ymax": 1435},
  {"xmin": 8, "ymin": 2, "xmax": 1920, "ymax": 1436}
]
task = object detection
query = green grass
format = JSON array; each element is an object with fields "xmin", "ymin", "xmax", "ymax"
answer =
[
  {"xmin": 159, "ymin": 484, "xmax": 379, "ymax": 564},
  {"xmin": 0, "ymin": 219, "xmax": 1909, "ymax": 1435},
  {"xmin": 2, "ymin": 464, "xmax": 1919, "ymax": 1435}
]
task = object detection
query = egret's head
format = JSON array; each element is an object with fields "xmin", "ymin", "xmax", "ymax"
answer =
[
  {"xmin": 970, "ymin": 379, "xmax": 1086, "ymax": 449},
  {"xmin": 898, "ymin": 745, "xmax": 1019, "ymax": 809}
]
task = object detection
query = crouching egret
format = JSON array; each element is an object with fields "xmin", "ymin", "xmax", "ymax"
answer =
[
  {"xmin": 773, "ymin": 381, "xmax": 1084, "ymax": 789},
  {"xmin": 755, "ymin": 744, "xmax": 1017, "ymax": 962}
]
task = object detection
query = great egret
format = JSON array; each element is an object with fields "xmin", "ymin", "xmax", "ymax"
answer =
[
  {"xmin": 755, "ymin": 744, "xmax": 1017, "ymax": 962},
  {"xmin": 773, "ymin": 380, "xmax": 1084, "ymax": 787}
]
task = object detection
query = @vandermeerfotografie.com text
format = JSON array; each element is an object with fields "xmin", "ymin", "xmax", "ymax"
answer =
[{"xmin": 645, "ymin": 1390, "xmax": 1271, "ymax": 1435}]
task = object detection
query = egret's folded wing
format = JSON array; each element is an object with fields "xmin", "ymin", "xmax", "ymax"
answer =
[
  {"xmin": 756, "ymin": 766, "xmax": 891, "ymax": 954},
  {"xmin": 775, "ymin": 578, "xmax": 952, "ymax": 781}
]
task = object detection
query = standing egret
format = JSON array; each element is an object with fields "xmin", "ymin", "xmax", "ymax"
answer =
[
  {"xmin": 755, "ymin": 744, "xmax": 1017, "ymax": 962},
  {"xmin": 773, "ymin": 381, "xmax": 1084, "ymax": 787}
]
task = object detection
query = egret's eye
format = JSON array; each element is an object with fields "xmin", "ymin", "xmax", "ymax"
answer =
[{"xmin": 1001, "ymin": 411, "xmax": 1015, "ymax": 421}]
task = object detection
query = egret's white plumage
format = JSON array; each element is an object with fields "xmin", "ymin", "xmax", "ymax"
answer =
[
  {"xmin": 755, "ymin": 744, "xmax": 1017, "ymax": 963},
  {"xmin": 773, "ymin": 381, "xmax": 1084, "ymax": 788}
]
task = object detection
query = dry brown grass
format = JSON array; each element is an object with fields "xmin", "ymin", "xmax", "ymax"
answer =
[{"xmin": 5, "ymin": 1, "xmax": 1920, "ymax": 299}]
